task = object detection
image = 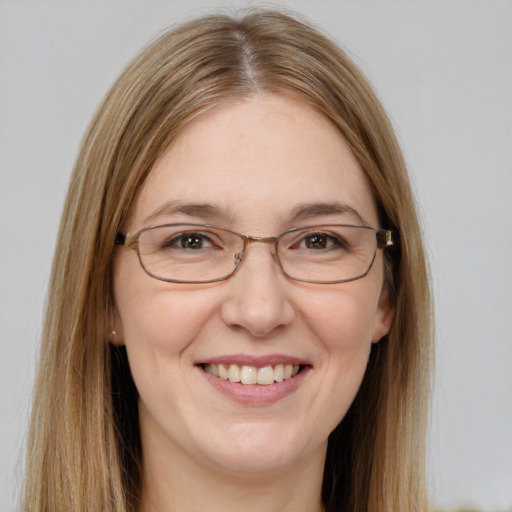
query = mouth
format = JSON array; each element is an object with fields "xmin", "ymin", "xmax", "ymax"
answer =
[
  {"xmin": 201, "ymin": 362, "xmax": 305, "ymax": 385},
  {"xmin": 196, "ymin": 356, "xmax": 311, "ymax": 405}
]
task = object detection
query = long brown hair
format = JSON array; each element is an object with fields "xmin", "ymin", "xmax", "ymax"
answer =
[{"xmin": 23, "ymin": 9, "xmax": 433, "ymax": 511}]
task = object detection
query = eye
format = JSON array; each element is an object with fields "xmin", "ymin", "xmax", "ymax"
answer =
[
  {"xmin": 298, "ymin": 232, "xmax": 346, "ymax": 250},
  {"xmin": 303, "ymin": 233, "xmax": 329, "ymax": 249},
  {"xmin": 164, "ymin": 232, "xmax": 215, "ymax": 250}
]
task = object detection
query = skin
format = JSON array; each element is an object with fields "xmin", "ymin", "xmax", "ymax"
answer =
[{"xmin": 113, "ymin": 92, "xmax": 394, "ymax": 512}]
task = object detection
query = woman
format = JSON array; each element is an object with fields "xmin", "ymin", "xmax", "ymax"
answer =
[{"xmin": 23, "ymin": 9, "xmax": 433, "ymax": 512}]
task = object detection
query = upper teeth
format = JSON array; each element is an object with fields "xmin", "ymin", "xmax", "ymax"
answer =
[{"xmin": 204, "ymin": 363, "xmax": 300, "ymax": 385}]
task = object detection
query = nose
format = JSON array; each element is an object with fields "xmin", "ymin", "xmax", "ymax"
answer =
[{"xmin": 220, "ymin": 244, "xmax": 295, "ymax": 338}]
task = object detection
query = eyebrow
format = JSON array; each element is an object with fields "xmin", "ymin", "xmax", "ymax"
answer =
[
  {"xmin": 143, "ymin": 200, "xmax": 231, "ymax": 226},
  {"xmin": 142, "ymin": 200, "xmax": 369, "ymax": 227},
  {"xmin": 290, "ymin": 202, "xmax": 370, "ymax": 226}
]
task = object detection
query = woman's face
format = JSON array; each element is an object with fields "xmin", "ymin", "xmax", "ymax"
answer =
[{"xmin": 113, "ymin": 93, "xmax": 393, "ymax": 477}]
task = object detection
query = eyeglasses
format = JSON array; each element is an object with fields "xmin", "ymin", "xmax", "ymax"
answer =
[{"xmin": 115, "ymin": 223, "xmax": 395, "ymax": 284}]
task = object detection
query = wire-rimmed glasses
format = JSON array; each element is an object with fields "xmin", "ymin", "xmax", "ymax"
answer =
[{"xmin": 115, "ymin": 223, "xmax": 395, "ymax": 284}]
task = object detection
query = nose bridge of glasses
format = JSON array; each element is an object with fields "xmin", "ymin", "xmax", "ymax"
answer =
[
  {"xmin": 246, "ymin": 235, "xmax": 279, "ymax": 245},
  {"xmin": 235, "ymin": 235, "xmax": 280, "ymax": 265}
]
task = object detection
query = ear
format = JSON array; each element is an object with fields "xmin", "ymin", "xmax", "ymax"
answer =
[{"xmin": 371, "ymin": 295, "xmax": 395, "ymax": 343}]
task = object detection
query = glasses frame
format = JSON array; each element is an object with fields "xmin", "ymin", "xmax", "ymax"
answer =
[{"xmin": 115, "ymin": 223, "xmax": 395, "ymax": 285}]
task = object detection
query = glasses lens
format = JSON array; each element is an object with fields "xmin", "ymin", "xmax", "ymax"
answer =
[
  {"xmin": 137, "ymin": 225, "xmax": 244, "ymax": 282},
  {"xmin": 277, "ymin": 225, "xmax": 378, "ymax": 283}
]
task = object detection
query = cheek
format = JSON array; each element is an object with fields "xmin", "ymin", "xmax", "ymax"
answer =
[
  {"xmin": 115, "ymin": 287, "xmax": 223, "ymax": 416},
  {"xmin": 300, "ymin": 286, "xmax": 379, "ymax": 426},
  {"xmin": 117, "ymin": 287, "xmax": 220, "ymax": 352},
  {"xmin": 114, "ymin": 249, "xmax": 218, "ymax": 341},
  {"xmin": 302, "ymin": 283, "xmax": 381, "ymax": 351}
]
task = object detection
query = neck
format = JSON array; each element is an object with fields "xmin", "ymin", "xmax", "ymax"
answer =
[{"xmin": 138, "ymin": 431, "xmax": 326, "ymax": 512}]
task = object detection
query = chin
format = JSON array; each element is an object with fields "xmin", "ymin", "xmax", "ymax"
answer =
[
  {"xmin": 206, "ymin": 447, "xmax": 303, "ymax": 477},
  {"xmin": 199, "ymin": 422, "xmax": 322, "ymax": 476}
]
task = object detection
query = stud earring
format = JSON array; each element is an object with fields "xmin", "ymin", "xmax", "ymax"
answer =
[{"xmin": 109, "ymin": 330, "xmax": 120, "ymax": 346}]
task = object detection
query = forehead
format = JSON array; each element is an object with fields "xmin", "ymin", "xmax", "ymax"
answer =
[{"xmin": 129, "ymin": 93, "xmax": 378, "ymax": 232}]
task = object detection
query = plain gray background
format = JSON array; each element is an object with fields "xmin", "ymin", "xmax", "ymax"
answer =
[{"xmin": 1, "ymin": 1, "xmax": 511, "ymax": 510}]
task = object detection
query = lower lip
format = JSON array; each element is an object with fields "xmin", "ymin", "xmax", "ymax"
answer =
[{"xmin": 198, "ymin": 366, "xmax": 310, "ymax": 406}]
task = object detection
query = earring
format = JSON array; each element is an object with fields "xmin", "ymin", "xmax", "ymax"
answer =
[{"xmin": 109, "ymin": 330, "xmax": 120, "ymax": 346}]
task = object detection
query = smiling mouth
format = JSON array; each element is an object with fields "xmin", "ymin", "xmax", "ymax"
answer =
[{"xmin": 201, "ymin": 363, "xmax": 305, "ymax": 385}]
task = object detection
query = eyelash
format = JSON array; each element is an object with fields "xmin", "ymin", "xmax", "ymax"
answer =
[
  {"xmin": 163, "ymin": 232, "xmax": 216, "ymax": 250},
  {"xmin": 291, "ymin": 232, "xmax": 348, "ymax": 250}
]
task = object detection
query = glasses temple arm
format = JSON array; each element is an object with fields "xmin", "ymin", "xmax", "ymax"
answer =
[{"xmin": 376, "ymin": 229, "xmax": 396, "ymax": 248}]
